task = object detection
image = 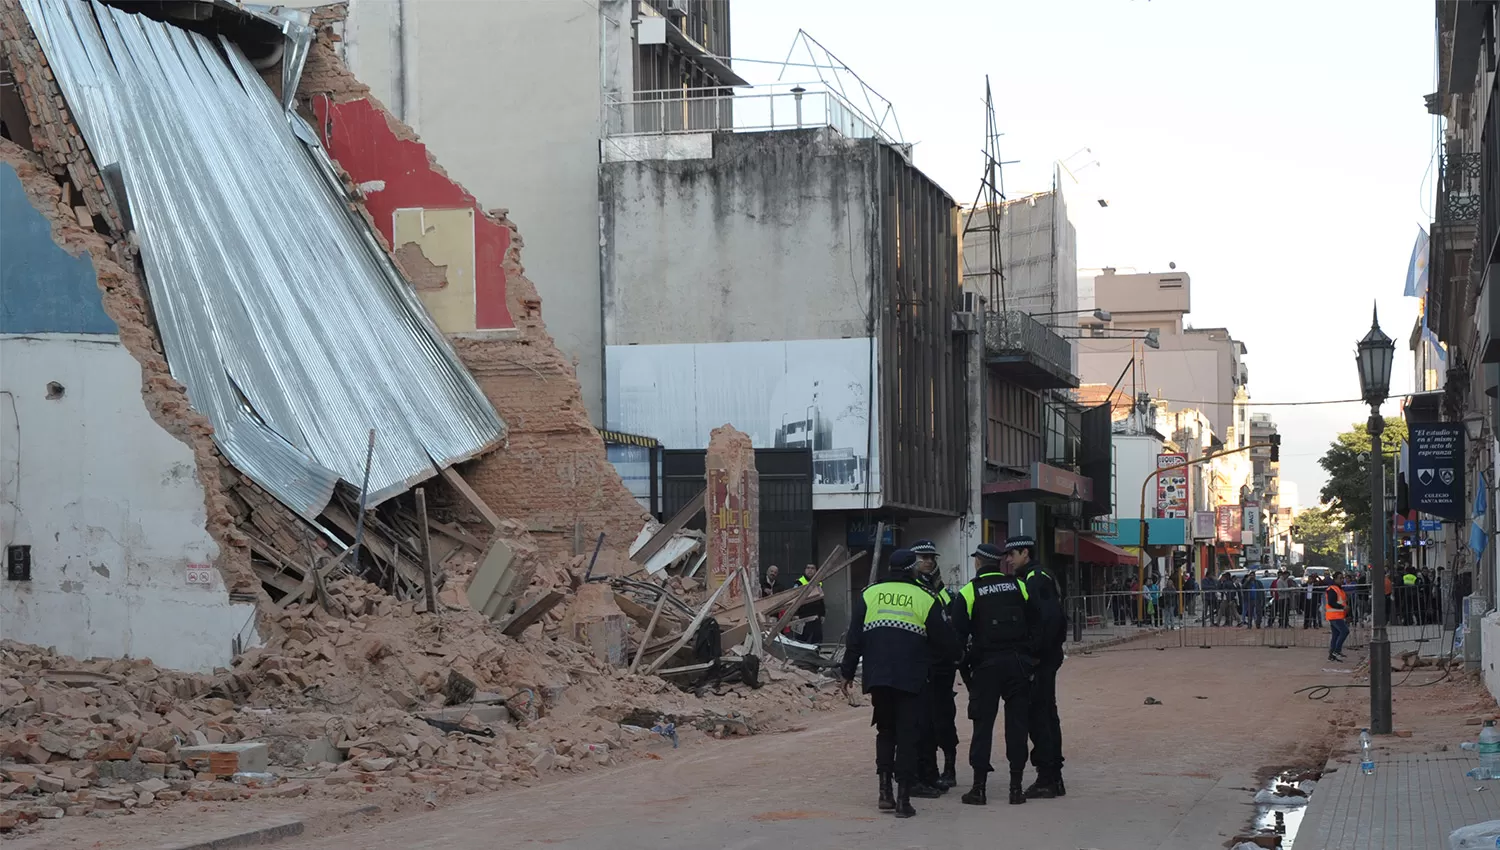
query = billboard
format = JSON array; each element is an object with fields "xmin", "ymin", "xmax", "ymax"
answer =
[
  {"xmin": 607, "ymin": 338, "xmax": 880, "ymax": 511},
  {"xmin": 1156, "ymin": 453, "xmax": 1189, "ymax": 519},
  {"xmin": 1216, "ymin": 505, "xmax": 1242, "ymax": 543},
  {"xmin": 1193, "ymin": 511, "xmax": 1216, "ymax": 540}
]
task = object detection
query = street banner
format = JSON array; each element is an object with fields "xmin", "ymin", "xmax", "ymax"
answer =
[
  {"xmin": 1410, "ymin": 423, "xmax": 1465, "ymax": 520},
  {"xmin": 1156, "ymin": 453, "xmax": 1189, "ymax": 519},
  {"xmin": 1193, "ymin": 511, "xmax": 1215, "ymax": 540}
]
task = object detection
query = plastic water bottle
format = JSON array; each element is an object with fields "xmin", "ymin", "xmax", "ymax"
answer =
[
  {"xmin": 1360, "ymin": 729, "xmax": 1375, "ymax": 775},
  {"xmin": 1480, "ymin": 720, "xmax": 1500, "ymax": 780}
]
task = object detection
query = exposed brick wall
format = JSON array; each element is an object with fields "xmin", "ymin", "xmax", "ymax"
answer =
[{"xmin": 298, "ymin": 22, "xmax": 647, "ymax": 564}]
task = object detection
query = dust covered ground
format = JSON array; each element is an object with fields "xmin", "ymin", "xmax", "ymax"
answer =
[{"xmin": 153, "ymin": 645, "xmax": 1355, "ymax": 850}]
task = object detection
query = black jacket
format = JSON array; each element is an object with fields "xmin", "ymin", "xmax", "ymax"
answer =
[
  {"xmin": 916, "ymin": 570, "xmax": 958, "ymax": 675},
  {"xmin": 951, "ymin": 568, "xmax": 1043, "ymax": 670},
  {"xmin": 840, "ymin": 570, "xmax": 959, "ymax": 694},
  {"xmin": 1021, "ymin": 561, "xmax": 1067, "ymax": 660}
]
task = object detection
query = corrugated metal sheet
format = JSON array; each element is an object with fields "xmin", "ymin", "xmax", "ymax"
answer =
[{"xmin": 21, "ymin": 0, "xmax": 506, "ymax": 518}]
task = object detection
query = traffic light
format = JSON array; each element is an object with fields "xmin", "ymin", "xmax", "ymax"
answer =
[{"xmin": 1270, "ymin": 433, "xmax": 1281, "ymax": 463}]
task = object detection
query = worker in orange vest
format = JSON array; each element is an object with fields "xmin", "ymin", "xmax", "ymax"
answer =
[{"xmin": 1325, "ymin": 570, "xmax": 1350, "ymax": 662}]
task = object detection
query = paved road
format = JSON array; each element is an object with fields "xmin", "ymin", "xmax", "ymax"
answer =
[{"xmin": 277, "ymin": 645, "xmax": 1349, "ymax": 850}]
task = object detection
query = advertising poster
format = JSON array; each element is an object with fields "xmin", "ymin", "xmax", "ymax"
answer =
[
  {"xmin": 1156, "ymin": 453, "xmax": 1189, "ymax": 519},
  {"xmin": 1410, "ymin": 423, "xmax": 1464, "ymax": 520}
]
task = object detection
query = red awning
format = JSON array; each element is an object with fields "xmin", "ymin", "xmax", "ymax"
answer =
[{"xmin": 1054, "ymin": 532, "xmax": 1136, "ymax": 565}]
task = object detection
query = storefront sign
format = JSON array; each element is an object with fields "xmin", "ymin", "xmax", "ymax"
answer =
[{"xmin": 1410, "ymin": 423, "xmax": 1465, "ymax": 520}]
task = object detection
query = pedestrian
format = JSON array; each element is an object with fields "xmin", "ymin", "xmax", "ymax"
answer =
[
  {"xmin": 839, "ymin": 548, "xmax": 958, "ymax": 818},
  {"xmin": 911, "ymin": 539, "xmax": 959, "ymax": 792},
  {"xmin": 1017, "ymin": 540, "xmax": 1068, "ymax": 800},
  {"xmin": 1301, "ymin": 575, "xmax": 1316, "ymax": 629},
  {"xmin": 1145, "ymin": 574, "xmax": 1161, "ymax": 627},
  {"xmin": 952, "ymin": 540, "xmax": 1042, "ymax": 807},
  {"xmin": 795, "ymin": 563, "xmax": 826, "ymax": 644},
  {"xmin": 1184, "ymin": 572, "xmax": 1198, "ymax": 617},
  {"xmin": 1205, "ymin": 573, "xmax": 1219, "ymax": 626},
  {"xmin": 1220, "ymin": 575, "xmax": 1239, "ymax": 627},
  {"xmin": 1274, "ymin": 570, "xmax": 1292, "ymax": 628},
  {"xmin": 761, "ymin": 564, "xmax": 780, "ymax": 598},
  {"xmin": 1325, "ymin": 569, "xmax": 1350, "ymax": 662}
]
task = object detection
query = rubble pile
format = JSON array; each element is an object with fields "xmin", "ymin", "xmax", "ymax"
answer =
[{"xmin": 0, "ymin": 569, "xmax": 841, "ymax": 831}]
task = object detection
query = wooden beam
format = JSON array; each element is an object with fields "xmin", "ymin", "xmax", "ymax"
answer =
[
  {"xmin": 630, "ymin": 488, "xmax": 706, "ymax": 565},
  {"xmin": 644, "ymin": 570, "xmax": 741, "ymax": 675},
  {"xmin": 763, "ymin": 548, "xmax": 863, "ymax": 642},
  {"xmin": 429, "ymin": 519, "xmax": 484, "ymax": 551},
  {"xmin": 440, "ymin": 466, "xmax": 502, "ymax": 529},
  {"xmin": 628, "ymin": 592, "xmax": 670, "ymax": 675},
  {"xmin": 738, "ymin": 567, "xmax": 763, "ymax": 658},
  {"xmin": 498, "ymin": 590, "xmax": 566, "ymax": 636},
  {"xmin": 415, "ymin": 488, "xmax": 437, "ymax": 614}
]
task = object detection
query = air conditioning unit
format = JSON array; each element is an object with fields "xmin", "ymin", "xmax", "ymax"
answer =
[
  {"xmin": 666, "ymin": 0, "xmax": 688, "ymax": 18},
  {"xmin": 952, "ymin": 312, "xmax": 976, "ymax": 334}
]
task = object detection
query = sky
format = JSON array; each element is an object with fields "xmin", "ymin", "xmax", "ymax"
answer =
[{"xmin": 729, "ymin": 0, "xmax": 1437, "ymax": 507}]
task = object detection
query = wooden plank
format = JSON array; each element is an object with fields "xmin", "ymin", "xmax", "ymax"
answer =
[
  {"xmin": 415, "ymin": 488, "xmax": 436, "ymax": 614},
  {"xmin": 252, "ymin": 562, "xmax": 303, "ymax": 595},
  {"xmin": 322, "ymin": 503, "xmax": 425, "ymax": 590},
  {"xmin": 615, "ymin": 591, "xmax": 687, "ymax": 629},
  {"xmin": 739, "ymin": 567, "xmax": 763, "ymax": 658},
  {"xmin": 440, "ymin": 466, "xmax": 502, "ymax": 529},
  {"xmin": 498, "ymin": 590, "xmax": 566, "ymax": 636},
  {"xmin": 763, "ymin": 548, "xmax": 863, "ymax": 642},
  {"xmin": 630, "ymin": 488, "xmax": 706, "ymax": 565},
  {"xmin": 644, "ymin": 570, "xmax": 741, "ymax": 675},
  {"xmin": 429, "ymin": 519, "xmax": 484, "ymax": 551},
  {"xmin": 628, "ymin": 592, "xmax": 670, "ymax": 675}
]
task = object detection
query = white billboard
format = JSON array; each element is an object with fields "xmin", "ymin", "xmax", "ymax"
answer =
[{"xmin": 606, "ymin": 338, "xmax": 881, "ymax": 511}]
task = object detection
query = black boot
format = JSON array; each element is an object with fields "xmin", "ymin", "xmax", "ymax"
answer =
[
  {"xmin": 878, "ymin": 771, "xmax": 895, "ymax": 812},
  {"xmin": 1009, "ymin": 771, "xmax": 1026, "ymax": 805},
  {"xmin": 1055, "ymin": 774, "xmax": 1066, "ymax": 797},
  {"xmin": 938, "ymin": 749, "xmax": 957, "ymax": 789},
  {"xmin": 960, "ymin": 774, "xmax": 987, "ymax": 806},
  {"xmin": 1024, "ymin": 774, "xmax": 1059, "ymax": 799},
  {"xmin": 910, "ymin": 779, "xmax": 943, "ymax": 799},
  {"xmin": 894, "ymin": 780, "xmax": 916, "ymax": 818}
]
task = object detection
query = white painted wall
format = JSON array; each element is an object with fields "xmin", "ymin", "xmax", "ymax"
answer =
[
  {"xmin": 0, "ymin": 335, "xmax": 256, "ymax": 672},
  {"xmin": 331, "ymin": 0, "xmax": 620, "ymax": 424},
  {"xmin": 1115, "ymin": 433, "xmax": 1165, "ymax": 525}
]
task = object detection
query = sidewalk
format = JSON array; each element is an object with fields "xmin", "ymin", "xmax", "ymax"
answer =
[{"xmin": 1293, "ymin": 663, "xmax": 1500, "ymax": 850}]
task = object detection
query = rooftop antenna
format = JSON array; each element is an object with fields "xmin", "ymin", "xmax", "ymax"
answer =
[
  {"xmin": 962, "ymin": 76, "xmax": 1016, "ymax": 313},
  {"xmin": 774, "ymin": 30, "xmax": 906, "ymax": 146}
]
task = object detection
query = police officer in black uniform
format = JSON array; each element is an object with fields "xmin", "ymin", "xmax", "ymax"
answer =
[
  {"xmin": 952, "ymin": 539, "xmax": 1043, "ymax": 806},
  {"xmin": 840, "ymin": 549, "xmax": 959, "ymax": 818},
  {"xmin": 911, "ymin": 539, "xmax": 959, "ymax": 791},
  {"xmin": 1016, "ymin": 538, "xmax": 1067, "ymax": 799}
]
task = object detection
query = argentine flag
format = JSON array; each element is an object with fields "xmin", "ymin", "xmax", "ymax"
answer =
[{"xmin": 1405, "ymin": 226, "xmax": 1429, "ymax": 298}]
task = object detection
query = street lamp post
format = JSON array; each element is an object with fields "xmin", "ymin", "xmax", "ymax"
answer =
[
  {"xmin": 1066, "ymin": 484, "xmax": 1084, "ymax": 643},
  {"xmin": 1355, "ymin": 303, "xmax": 1396, "ymax": 735}
]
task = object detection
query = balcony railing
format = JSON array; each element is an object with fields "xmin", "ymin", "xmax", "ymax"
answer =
[
  {"xmin": 1441, "ymin": 149, "xmax": 1482, "ymax": 225},
  {"xmin": 983, "ymin": 310, "xmax": 1078, "ymax": 389},
  {"xmin": 604, "ymin": 83, "xmax": 906, "ymax": 155}
]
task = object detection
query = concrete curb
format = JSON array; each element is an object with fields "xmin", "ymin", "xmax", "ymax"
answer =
[{"xmin": 157, "ymin": 817, "xmax": 305, "ymax": 850}]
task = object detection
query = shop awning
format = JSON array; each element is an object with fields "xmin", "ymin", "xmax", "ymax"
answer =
[{"xmin": 1056, "ymin": 532, "xmax": 1137, "ymax": 566}]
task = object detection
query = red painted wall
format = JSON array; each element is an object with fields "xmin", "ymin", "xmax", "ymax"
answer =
[{"xmin": 313, "ymin": 96, "xmax": 514, "ymax": 330}]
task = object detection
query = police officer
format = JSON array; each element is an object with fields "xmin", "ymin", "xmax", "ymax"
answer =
[
  {"xmin": 840, "ymin": 549, "xmax": 959, "ymax": 818},
  {"xmin": 1015, "ymin": 536, "xmax": 1067, "ymax": 799},
  {"xmin": 795, "ymin": 564, "xmax": 826, "ymax": 644},
  {"xmin": 911, "ymin": 539, "xmax": 959, "ymax": 791},
  {"xmin": 952, "ymin": 539, "xmax": 1042, "ymax": 806}
]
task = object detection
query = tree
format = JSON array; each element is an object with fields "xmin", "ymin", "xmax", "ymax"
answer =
[
  {"xmin": 1291, "ymin": 507, "xmax": 1344, "ymax": 567},
  {"xmin": 1317, "ymin": 417, "xmax": 1407, "ymax": 538}
]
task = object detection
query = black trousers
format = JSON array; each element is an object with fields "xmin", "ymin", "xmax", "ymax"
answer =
[
  {"xmin": 801, "ymin": 617, "xmax": 824, "ymax": 645},
  {"xmin": 1027, "ymin": 655, "xmax": 1063, "ymax": 778},
  {"xmin": 919, "ymin": 669, "xmax": 958, "ymax": 781},
  {"xmin": 966, "ymin": 654, "xmax": 1032, "ymax": 777},
  {"xmin": 870, "ymin": 686, "xmax": 923, "ymax": 780}
]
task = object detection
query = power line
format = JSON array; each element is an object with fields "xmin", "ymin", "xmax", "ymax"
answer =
[{"xmin": 1150, "ymin": 394, "xmax": 1420, "ymax": 408}]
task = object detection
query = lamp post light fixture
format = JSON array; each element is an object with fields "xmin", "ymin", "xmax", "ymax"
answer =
[{"xmin": 1355, "ymin": 303, "xmax": 1396, "ymax": 735}]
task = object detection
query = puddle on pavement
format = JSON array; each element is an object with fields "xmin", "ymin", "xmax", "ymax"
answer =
[{"xmin": 1241, "ymin": 768, "xmax": 1319, "ymax": 849}]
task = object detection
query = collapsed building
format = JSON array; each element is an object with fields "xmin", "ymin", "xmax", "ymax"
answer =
[
  {"xmin": 0, "ymin": 0, "xmax": 648, "ymax": 672},
  {"xmin": 0, "ymin": 0, "xmax": 844, "ymax": 830}
]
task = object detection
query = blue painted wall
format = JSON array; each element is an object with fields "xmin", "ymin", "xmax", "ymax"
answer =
[{"xmin": 0, "ymin": 163, "xmax": 116, "ymax": 335}]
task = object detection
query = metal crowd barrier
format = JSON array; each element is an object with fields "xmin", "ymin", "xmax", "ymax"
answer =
[{"xmin": 1065, "ymin": 585, "xmax": 1453, "ymax": 654}]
